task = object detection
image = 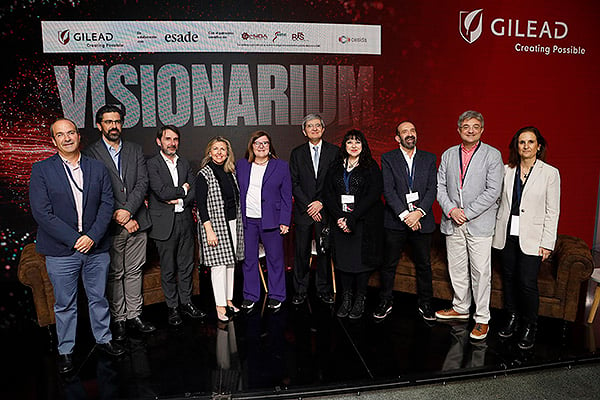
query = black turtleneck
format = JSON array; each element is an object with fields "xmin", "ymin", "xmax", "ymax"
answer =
[{"xmin": 195, "ymin": 161, "xmax": 239, "ymax": 222}]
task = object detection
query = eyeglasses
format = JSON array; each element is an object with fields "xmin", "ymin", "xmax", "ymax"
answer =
[
  {"xmin": 101, "ymin": 119, "xmax": 123, "ymax": 126},
  {"xmin": 461, "ymin": 124, "xmax": 482, "ymax": 132},
  {"xmin": 305, "ymin": 123, "xmax": 323, "ymax": 129},
  {"xmin": 253, "ymin": 141, "xmax": 270, "ymax": 147}
]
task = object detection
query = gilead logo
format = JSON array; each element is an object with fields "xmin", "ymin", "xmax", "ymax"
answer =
[
  {"xmin": 460, "ymin": 9, "xmax": 569, "ymax": 44},
  {"xmin": 459, "ymin": 9, "xmax": 483, "ymax": 44}
]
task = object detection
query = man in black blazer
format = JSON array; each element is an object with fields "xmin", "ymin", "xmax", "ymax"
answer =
[
  {"xmin": 289, "ymin": 114, "xmax": 339, "ymax": 305},
  {"xmin": 374, "ymin": 121, "xmax": 437, "ymax": 321},
  {"xmin": 85, "ymin": 105, "xmax": 155, "ymax": 340},
  {"xmin": 147, "ymin": 126, "xmax": 205, "ymax": 326}
]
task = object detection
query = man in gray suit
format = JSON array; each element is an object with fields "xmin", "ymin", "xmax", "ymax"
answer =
[
  {"xmin": 435, "ymin": 110, "xmax": 503, "ymax": 340},
  {"xmin": 147, "ymin": 125, "xmax": 206, "ymax": 326},
  {"xmin": 86, "ymin": 105, "xmax": 156, "ymax": 340}
]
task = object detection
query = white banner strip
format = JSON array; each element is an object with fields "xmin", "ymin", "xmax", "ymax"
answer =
[{"xmin": 42, "ymin": 21, "xmax": 381, "ymax": 55}]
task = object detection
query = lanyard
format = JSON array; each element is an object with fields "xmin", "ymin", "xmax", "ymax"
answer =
[
  {"xmin": 515, "ymin": 161, "xmax": 535, "ymax": 205},
  {"xmin": 405, "ymin": 164, "xmax": 415, "ymax": 193},
  {"xmin": 458, "ymin": 142, "xmax": 480, "ymax": 189},
  {"xmin": 63, "ymin": 163, "xmax": 83, "ymax": 193}
]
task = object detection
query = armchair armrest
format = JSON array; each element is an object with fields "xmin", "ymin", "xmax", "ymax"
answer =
[
  {"xmin": 551, "ymin": 235, "xmax": 593, "ymax": 321},
  {"xmin": 17, "ymin": 243, "xmax": 56, "ymax": 327}
]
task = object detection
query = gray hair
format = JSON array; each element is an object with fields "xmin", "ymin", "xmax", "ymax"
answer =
[
  {"xmin": 302, "ymin": 114, "xmax": 325, "ymax": 131},
  {"xmin": 457, "ymin": 110, "xmax": 484, "ymax": 128}
]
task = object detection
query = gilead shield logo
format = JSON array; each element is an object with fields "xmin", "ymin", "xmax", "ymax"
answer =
[
  {"xmin": 459, "ymin": 9, "xmax": 483, "ymax": 44},
  {"xmin": 58, "ymin": 29, "xmax": 70, "ymax": 45}
]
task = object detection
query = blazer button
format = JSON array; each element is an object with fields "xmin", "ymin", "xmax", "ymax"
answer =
[{"xmin": 521, "ymin": 209, "xmax": 525, "ymax": 213}]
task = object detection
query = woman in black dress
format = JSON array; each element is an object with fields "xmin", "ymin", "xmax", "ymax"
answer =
[{"xmin": 323, "ymin": 129, "xmax": 384, "ymax": 319}]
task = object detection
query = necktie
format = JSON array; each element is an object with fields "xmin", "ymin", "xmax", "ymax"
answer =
[{"xmin": 312, "ymin": 146, "xmax": 319, "ymax": 178}]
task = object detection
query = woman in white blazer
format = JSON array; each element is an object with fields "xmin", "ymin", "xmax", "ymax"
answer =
[{"xmin": 492, "ymin": 126, "xmax": 560, "ymax": 350}]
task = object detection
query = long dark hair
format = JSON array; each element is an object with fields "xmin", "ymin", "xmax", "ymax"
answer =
[
  {"xmin": 337, "ymin": 129, "xmax": 374, "ymax": 169},
  {"xmin": 508, "ymin": 126, "xmax": 547, "ymax": 168}
]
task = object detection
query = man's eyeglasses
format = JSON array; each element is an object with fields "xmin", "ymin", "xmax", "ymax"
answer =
[{"xmin": 101, "ymin": 119, "xmax": 123, "ymax": 126}]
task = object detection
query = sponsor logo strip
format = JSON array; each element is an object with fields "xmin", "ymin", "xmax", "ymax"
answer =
[{"xmin": 42, "ymin": 21, "xmax": 381, "ymax": 54}]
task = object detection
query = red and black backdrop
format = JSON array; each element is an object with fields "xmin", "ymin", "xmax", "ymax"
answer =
[{"xmin": 1, "ymin": 0, "xmax": 598, "ymax": 280}]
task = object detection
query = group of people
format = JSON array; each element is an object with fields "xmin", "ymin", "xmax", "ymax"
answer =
[{"xmin": 29, "ymin": 108, "xmax": 559, "ymax": 375}]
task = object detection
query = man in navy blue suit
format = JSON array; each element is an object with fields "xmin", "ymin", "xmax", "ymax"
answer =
[
  {"xmin": 29, "ymin": 118, "xmax": 125, "ymax": 374},
  {"xmin": 373, "ymin": 120, "xmax": 437, "ymax": 321}
]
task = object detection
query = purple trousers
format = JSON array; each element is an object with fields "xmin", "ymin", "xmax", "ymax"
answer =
[{"xmin": 243, "ymin": 218, "xmax": 286, "ymax": 302}]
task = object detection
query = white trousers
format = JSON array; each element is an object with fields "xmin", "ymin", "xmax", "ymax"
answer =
[
  {"xmin": 446, "ymin": 223, "xmax": 492, "ymax": 324},
  {"xmin": 211, "ymin": 220, "xmax": 237, "ymax": 307}
]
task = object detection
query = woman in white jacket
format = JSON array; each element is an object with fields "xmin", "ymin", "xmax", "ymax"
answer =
[{"xmin": 492, "ymin": 126, "xmax": 560, "ymax": 350}]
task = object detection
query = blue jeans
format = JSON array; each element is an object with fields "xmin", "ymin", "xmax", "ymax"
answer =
[{"xmin": 46, "ymin": 251, "xmax": 112, "ymax": 355}]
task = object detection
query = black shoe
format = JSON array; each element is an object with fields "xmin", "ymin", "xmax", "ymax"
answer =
[
  {"xmin": 267, "ymin": 298, "xmax": 282, "ymax": 310},
  {"xmin": 180, "ymin": 303, "xmax": 207, "ymax": 319},
  {"xmin": 418, "ymin": 304, "xmax": 435, "ymax": 322},
  {"xmin": 292, "ymin": 292, "xmax": 307, "ymax": 305},
  {"xmin": 57, "ymin": 353, "xmax": 74, "ymax": 374},
  {"xmin": 518, "ymin": 324, "xmax": 536, "ymax": 350},
  {"xmin": 97, "ymin": 341, "xmax": 126, "ymax": 358},
  {"xmin": 373, "ymin": 299, "xmax": 393, "ymax": 319},
  {"xmin": 498, "ymin": 313, "xmax": 519, "ymax": 338},
  {"xmin": 168, "ymin": 307, "xmax": 183, "ymax": 326},
  {"xmin": 349, "ymin": 295, "xmax": 366, "ymax": 319},
  {"xmin": 126, "ymin": 316, "xmax": 156, "ymax": 334},
  {"xmin": 336, "ymin": 292, "xmax": 352, "ymax": 318},
  {"xmin": 317, "ymin": 292, "xmax": 335, "ymax": 305},
  {"xmin": 241, "ymin": 299, "xmax": 256, "ymax": 310},
  {"xmin": 111, "ymin": 320, "xmax": 127, "ymax": 341}
]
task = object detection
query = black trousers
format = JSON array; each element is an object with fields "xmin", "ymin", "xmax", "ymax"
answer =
[
  {"xmin": 292, "ymin": 221, "xmax": 331, "ymax": 294},
  {"xmin": 154, "ymin": 213, "xmax": 195, "ymax": 309},
  {"xmin": 339, "ymin": 271, "xmax": 370, "ymax": 296},
  {"xmin": 500, "ymin": 235, "xmax": 542, "ymax": 324},
  {"xmin": 379, "ymin": 228, "xmax": 433, "ymax": 306}
]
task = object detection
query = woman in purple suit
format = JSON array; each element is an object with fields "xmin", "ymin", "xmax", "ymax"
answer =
[{"xmin": 236, "ymin": 131, "xmax": 292, "ymax": 311}]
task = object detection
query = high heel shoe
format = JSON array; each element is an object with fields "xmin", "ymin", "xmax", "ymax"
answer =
[{"xmin": 216, "ymin": 307, "xmax": 229, "ymax": 322}]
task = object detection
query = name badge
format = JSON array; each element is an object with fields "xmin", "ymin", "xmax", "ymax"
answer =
[
  {"xmin": 341, "ymin": 194, "xmax": 355, "ymax": 213},
  {"xmin": 406, "ymin": 191, "xmax": 419, "ymax": 204},
  {"xmin": 510, "ymin": 215, "xmax": 520, "ymax": 236}
]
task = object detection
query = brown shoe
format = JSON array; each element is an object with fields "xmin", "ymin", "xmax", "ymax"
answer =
[
  {"xmin": 470, "ymin": 323, "xmax": 489, "ymax": 340},
  {"xmin": 435, "ymin": 308, "xmax": 470, "ymax": 320}
]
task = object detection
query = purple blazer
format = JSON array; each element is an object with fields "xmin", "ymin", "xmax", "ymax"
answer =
[{"xmin": 236, "ymin": 158, "xmax": 292, "ymax": 230}]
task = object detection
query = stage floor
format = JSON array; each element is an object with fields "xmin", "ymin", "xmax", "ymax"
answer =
[{"xmin": 1, "ymin": 271, "xmax": 599, "ymax": 399}]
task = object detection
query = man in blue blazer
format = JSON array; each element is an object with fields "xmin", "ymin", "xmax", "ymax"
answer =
[
  {"xmin": 374, "ymin": 121, "xmax": 437, "ymax": 321},
  {"xmin": 85, "ymin": 105, "xmax": 155, "ymax": 340},
  {"xmin": 30, "ymin": 118, "xmax": 124, "ymax": 374}
]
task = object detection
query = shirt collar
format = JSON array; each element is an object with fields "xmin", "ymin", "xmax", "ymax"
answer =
[
  {"xmin": 461, "ymin": 141, "xmax": 480, "ymax": 154},
  {"xmin": 102, "ymin": 136, "xmax": 121, "ymax": 154},
  {"xmin": 59, "ymin": 153, "xmax": 81, "ymax": 168},
  {"xmin": 400, "ymin": 146, "xmax": 417, "ymax": 160},
  {"xmin": 310, "ymin": 141, "xmax": 322, "ymax": 151},
  {"xmin": 160, "ymin": 151, "xmax": 179, "ymax": 165}
]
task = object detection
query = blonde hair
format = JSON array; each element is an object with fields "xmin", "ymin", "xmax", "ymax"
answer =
[{"xmin": 201, "ymin": 136, "xmax": 236, "ymax": 173}]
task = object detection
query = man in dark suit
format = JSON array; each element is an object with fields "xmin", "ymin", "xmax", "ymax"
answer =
[
  {"xmin": 85, "ymin": 105, "xmax": 155, "ymax": 340},
  {"xmin": 374, "ymin": 120, "xmax": 437, "ymax": 321},
  {"xmin": 30, "ymin": 118, "xmax": 125, "ymax": 374},
  {"xmin": 289, "ymin": 114, "xmax": 339, "ymax": 305},
  {"xmin": 147, "ymin": 125, "xmax": 206, "ymax": 326}
]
